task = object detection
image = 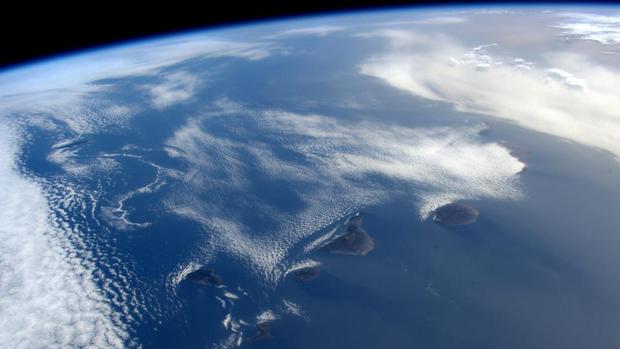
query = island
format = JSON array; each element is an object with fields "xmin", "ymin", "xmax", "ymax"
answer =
[
  {"xmin": 324, "ymin": 215, "xmax": 374, "ymax": 256},
  {"xmin": 184, "ymin": 267, "xmax": 224, "ymax": 287},
  {"xmin": 248, "ymin": 321, "xmax": 272, "ymax": 342},
  {"xmin": 293, "ymin": 266, "xmax": 321, "ymax": 282},
  {"xmin": 432, "ymin": 203, "xmax": 479, "ymax": 225}
]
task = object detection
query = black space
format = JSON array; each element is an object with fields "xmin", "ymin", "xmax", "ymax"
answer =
[{"xmin": 0, "ymin": 0, "xmax": 493, "ymax": 70}]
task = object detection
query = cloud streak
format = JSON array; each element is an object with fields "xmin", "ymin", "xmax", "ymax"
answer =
[
  {"xmin": 266, "ymin": 25, "xmax": 346, "ymax": 38},
  {"xmin": 0, "ymin": 36, "xmax": 274, "ymax": 133}
]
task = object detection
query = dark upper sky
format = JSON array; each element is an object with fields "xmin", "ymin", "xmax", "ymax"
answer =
[{"xmin": 1, "ymin": 0, "xmax": 492, "ymax": 70}]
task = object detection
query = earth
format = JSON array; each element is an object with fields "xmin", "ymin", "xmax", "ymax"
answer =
[{"xmin": 1, "ymin": 6, "xmax": 620, "ymax": 349}]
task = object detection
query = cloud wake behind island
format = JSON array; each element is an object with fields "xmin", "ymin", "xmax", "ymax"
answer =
[
  {"xmin": 358, "ymin": 29, "xmax": 620, "ymax": 160},
  {"xmin": 164, "ymin": 102, "xmax": 525, "ymax": 286}
]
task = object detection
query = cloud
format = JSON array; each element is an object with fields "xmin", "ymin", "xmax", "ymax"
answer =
[
  {"xmin": 407, "ymin": 16, "xmax": 468, "ymax": 25},
  {"xmin": 546, "ymin": 68, "xmax": 587, "ymax": 89},
  {"xmin": 46, "ymin": 137, "xmax": 122, "ymax": 175},
  {"xmin": 1, "ymin": 36, "xmax": 272, "ymax": 98},
  {"xmin": 266, "ymin": 25, "xmax": 346, "ymax": 38},
  {"xmin": 0, "ymin": 124, "xmax": 127, "ymax": 348},
  {"xmin": 0, "ymin": 36, "xmax": 274, "ymax": 133},
  {"xmin": 555, "ymin": 13, "xmax": 620, "ymax": 44},
  {"xmin": 359, "ymin": 30, "xmax": 620, "ymax": 159},
  {"xmin": 164, "ymin": 103, "xmax": 524, "ymax": 286},
  {"xmin": 143, "ymin": 71, "xmax": 200, "ymax": 109}
]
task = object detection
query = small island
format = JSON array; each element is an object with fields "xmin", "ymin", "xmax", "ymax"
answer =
[
  {"xmin": 52, "ymin": 138, "xmax": 90, "ymax": 150},
  {"xmin": 324, "ymin": 215, "xmax": 374, "ymax": 256},
  {"xmin": 184, "ymin": 267, "xmax": 224, "ymax": 287},
  {"xmin": 249, "ymin": 321, "xmax": 272, "ymax": 342},
  {"xmin": 293, "ymin": 266, "xmax": 320, "ymax": 282},
  {"xmin": 432, "ymin": 203, "xmax": 479, "ymax": 225}
]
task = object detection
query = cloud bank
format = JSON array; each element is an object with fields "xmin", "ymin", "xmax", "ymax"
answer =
[
  {"xmin": 555, "ymin": 13, "xmax": 620, "ymax": 44},
  {"xmin": 0, "ymin": 124, "xmax": 127, "ymax": 348},
  {"xmin": 359, "ymin": 30, "xmax": 620, "ymax": 159}
]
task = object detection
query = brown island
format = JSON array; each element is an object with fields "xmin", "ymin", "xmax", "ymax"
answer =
[
  {"xmin": 432, "ymin": 203, "xmax": 479, "ymax": 225},
  {"xmin": 324, "ymin": 215, "xmax": 374, "ymax": 256},
  {"xmin": 184, "ymin": 267, "xmax": 224, "ymax": 287},
  {"xmin": 293, "ymin": 266, "xmax": 321, "ymax": 282}
]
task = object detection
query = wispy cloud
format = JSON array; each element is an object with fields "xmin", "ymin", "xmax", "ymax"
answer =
[
  {"xmin": 404, "ymin": 16, "xmax": 467, "ymax": 25},
  {"xmin": 265, "ymin": 25, "xmax": 346, "ymax": 38},
  {"xmin": 359, "ymin": 30, "xmax": 620, "ymax": 159},
  {"xmin": 1, "ymin": 37, "xmax": 272, "ymax": 99},
  {"xmin": 0, "ymin": 36, "xmax": 274, "ymax": 132}
]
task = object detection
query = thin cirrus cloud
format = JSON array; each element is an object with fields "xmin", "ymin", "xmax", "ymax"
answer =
[
  {"xmin": 366, "ymin": 16, "xmax": 467, "ymax": 28},
  {"xmin": 264, "ymin": 16, "xmax": 466, "ymax": 38},
  {"xmin": 407, "ymin": 16, "xmax": 468, "ymax": 25},
  {"xmin": 0, "ymin": 35, "xmax": 274, "ymax": 133},
  {"xmin": 265, "ymin": 25, "xmax": 347, "ymax": 38},
  {"xmin": 164, "ymin": 101, "xmax": 524, "ymax": 286},
  {"xmin": 359, "ymin": 29, "xmax": 620, "ymax": 160}
]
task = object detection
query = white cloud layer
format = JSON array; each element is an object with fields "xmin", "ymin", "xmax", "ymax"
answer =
[
  {"xmin": 555, "ymin": 13, "xmax": 620, "ymax": 44},
  {"xmin": 0, "ymin": 124, "xmax": 127, "ymax": 348},
  {"xmin": 359, "ymin": 30, "xmax": 620, "ymax": 159}
]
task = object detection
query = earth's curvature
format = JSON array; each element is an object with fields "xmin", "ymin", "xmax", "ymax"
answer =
[{"xmin": 1, "ymin": 6, "xmax": 620, "ymax": 349}]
